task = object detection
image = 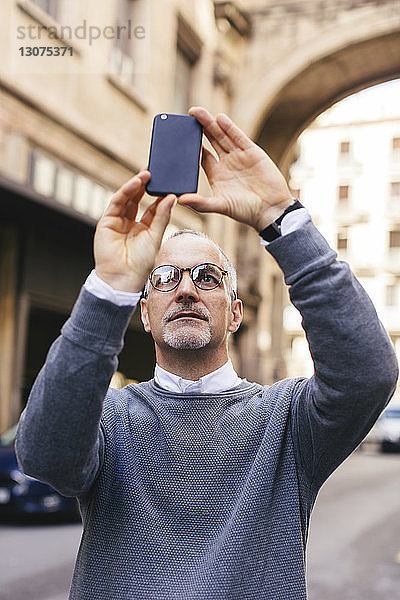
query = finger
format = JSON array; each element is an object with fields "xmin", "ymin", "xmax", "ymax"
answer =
[
  {"xmin": 189, "ymin": 106, "xmax": 235, "ymax": 153},
  {"xmin": 201, "ymin": 147, "xmax": 218, "ymax": 180},
  {"xmin": 148, "ymin": 194, "xmax": 177, "ymax": 240},
  {"xmin": 202, "ymin": 130, "xmax": 224, "ymax": 157},
  {"xmin": 141, "ymin": 194, "xmax": 176, "ymax": 235},
  {"xmin": 124, "ymin": 171, "xmax": 151, "ymax": 221},
  {"xmin": 125, "ymin": 197, "xmax": 143, "ymax": 222},
  {"xmin": 216, "ymin": 113, "xmax": 253, "ymax": 150},
  {"xmin": 119, "ymin": 170, "xmax": 150, "ymax": 209},
  {"xmin": 139, "ymin": 196, "xmax": 163, "ymax": 228},
  {"xmin": 177, "ymin": 193, "xmax": 225, "ymax": 215},
  {"xmin": 120, "ymin": 170, "xmax": 150, "ymax": 199},
  {"xmin": 136, "ymin": 169, "xmax": 151, "ymax": 184},
  {"xmin": 103, "ymin": 172, "xmax": 149, "ymax": 219}
]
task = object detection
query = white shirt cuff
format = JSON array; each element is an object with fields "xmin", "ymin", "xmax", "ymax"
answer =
[
  {"xmin": 84, "ymin": 270, "xmax": 142, "ymax": 307},
  {"xmin": 260, "ymin": 208, "xmax": 312, "ymax": 247}
]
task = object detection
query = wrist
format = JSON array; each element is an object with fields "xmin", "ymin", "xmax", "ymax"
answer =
[
  {"xmin": 259, "ymin": 199, "xmax": 304, "ymax": 242},
  {"xmin": 95, "ymin": 269, "xmax": 145, "ymax": 294},
  {"xmin": 254, "ymin": 196, "xmax": 294, "ymax": 233}
]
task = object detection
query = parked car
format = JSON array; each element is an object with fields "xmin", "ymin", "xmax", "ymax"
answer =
[
  {"xmin": 376, "ymin": 407, "xmax": 400, "ymax": 452},
  {"xmin": 364, "ymin": 406, "xmax": 400, "ymax": 453},
  {"xmin": 0, "ymin": 424, "xmax": 80, "ymax": 520}
]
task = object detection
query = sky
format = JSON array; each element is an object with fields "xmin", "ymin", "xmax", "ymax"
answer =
[{"xmin": 317, "ymin": 78, "xmax": 400, "ymax": 125}]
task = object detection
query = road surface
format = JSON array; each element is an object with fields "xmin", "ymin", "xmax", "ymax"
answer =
[{"xmin": 307, "ymin": 448, "xmax": 400, "ymax": 599}]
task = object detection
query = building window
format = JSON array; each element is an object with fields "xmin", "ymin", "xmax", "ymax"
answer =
[
  {"xmin": 385, "ymin": 284, "xmax": 397, "ymax": 307},
  {"xmin": 392, "ymin": 137, "xmax": 400, "ymax": 151},
  {"xmin": 339, "ymin": 141, "xmax": 350, "ymax": 155},
  {"xmin": 173, "ymin": 16, "xmax": 202, "ymax": 114},
  {"xmin": 28, "ymin": 149, "xmax": 111, "ymax": 220},
  {"xmin": 389, "ymin": 230, "xmax": 400, "ymax": 248},
  {"xmin": 110, "ymin": 0, "xmax": 135, "ymax": 86},
  {"xmin": 390, "ymin": 181, "xmax": 400, "ymax": 197},
  {"xmin": 30, "ymin": 153, "xmax": 57, "ymax": 197},
  {"xmin": 337, "ymin": 229, "xmax": 348, "ymax": 251},
  {"xmin": 338, "ymin": 185, "xmax": 350, "ymax": 202},
  {"xmin": 391, "ymin": 137, "xmax": 400, "ymax": 163},
  {"xmin": 31, "ymin": 0, "xmax": 60, "ymax": 20},
  {"xmin": 74, "ymin": 174, "xmax": 93, "ymax": 214},
  {"xmin": 109, "ymin": 0, "xmax": 147, "ymax": 88},
  {"xmin": 174, "ymin": 47, "xmax": 194, "ymax": 114},
  {"xmin": 55, "ymin": 166, "xmax": 75, "ymax": 205},
  {"xmin": 115, "ymin": 0, "xmax": 132, "ymax": 54}
]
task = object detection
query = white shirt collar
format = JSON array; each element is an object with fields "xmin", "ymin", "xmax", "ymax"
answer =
[{"xmin": 154, "ymin": 359, "xmax": 243, "ymax": 394}]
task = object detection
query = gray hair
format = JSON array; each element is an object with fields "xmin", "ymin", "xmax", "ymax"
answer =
[{"xmin": 143, "ymin": 229, "xmax": 237, "ymax": 300}]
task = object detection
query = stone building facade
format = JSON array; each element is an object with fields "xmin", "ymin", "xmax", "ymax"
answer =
[
  {"xmin": 0, "ymin": 0, "xmax": 256, "ymax": 430},
  {"xmin": 288, "ymin": 82, "xmax": 400, "ymax": 381},
  {"xmin": 1, "ymin": 0, "xmax": 400, "ymax": 430}
]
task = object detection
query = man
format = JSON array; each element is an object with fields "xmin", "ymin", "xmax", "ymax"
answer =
[{"xmin": 16, "ymin": 107, "xmax": 398, "ymax": 599}]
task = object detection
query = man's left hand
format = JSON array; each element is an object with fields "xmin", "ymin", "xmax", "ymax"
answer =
[{"xmin": 177, "ymin": 107, "xmax": 293, "ymax": 232}]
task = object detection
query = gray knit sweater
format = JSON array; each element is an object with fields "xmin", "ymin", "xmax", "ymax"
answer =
[{"xmin": 16, "ymin": 223, "xmax": 398, "ymax": 599}]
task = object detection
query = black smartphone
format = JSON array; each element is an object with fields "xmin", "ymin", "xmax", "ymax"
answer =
[{"xmin": 146, "ymin": 113, "xmax": 203, "ymax": 197}]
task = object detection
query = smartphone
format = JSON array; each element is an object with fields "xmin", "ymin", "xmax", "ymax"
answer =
[{"xmin": 146, "ymin": 113, "xmax": 203, "ymax": 197}]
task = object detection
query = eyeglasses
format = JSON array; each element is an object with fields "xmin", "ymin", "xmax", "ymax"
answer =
[{"xmin": 149, "ymin": 263, "xmax": 230, "ymax": 293}]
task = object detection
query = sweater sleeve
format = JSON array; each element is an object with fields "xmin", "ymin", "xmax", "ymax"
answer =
[
  {"xmin": 266, "ymin": 222, "xmax": 399, "ymax": 490},
  {"xmin": 15, "ymin": 287, "xmax": 136, "ymax": 497}
]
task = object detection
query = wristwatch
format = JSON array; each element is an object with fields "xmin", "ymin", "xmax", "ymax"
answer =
[{"xmin": 259, "ymin": 199, "xmax": 304, "ymax": 242}]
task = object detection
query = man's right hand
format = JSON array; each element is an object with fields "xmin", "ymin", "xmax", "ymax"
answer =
[{"xmin": 94, "ymin": 170, "xmax": 176, "ymax": 293}]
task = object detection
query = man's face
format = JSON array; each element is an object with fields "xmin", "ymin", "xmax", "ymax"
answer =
[{"xmin": 140, "ymin": 235, "xmax": 242, "ymax": 354}]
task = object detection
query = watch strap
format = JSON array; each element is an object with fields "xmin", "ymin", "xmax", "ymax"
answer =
[{"xmin": 259, "ymin": 199, "xmax": 304, "ymax": 242}]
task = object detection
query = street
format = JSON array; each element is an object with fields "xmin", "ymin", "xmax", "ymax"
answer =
[
  {"xmin": 0, "ymin": 450, "xmax": 399, "ymax": 599},
  {"xmin": 307, "ymin": 448, "xmax": 400, "ymax": 599},
  {"xmin": 0, "ymin": 518, "xmax": 81, "ymax": 600}
]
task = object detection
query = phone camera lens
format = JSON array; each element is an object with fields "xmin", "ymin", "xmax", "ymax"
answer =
[{"xmin": 160, "ymin": 114, "xmax": 168, "ymax": 120}]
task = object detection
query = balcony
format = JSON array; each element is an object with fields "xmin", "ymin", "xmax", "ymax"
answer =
[
  {"xmin": 334, "ymin": 202, "xmax": 370, "ymax": 226},
  {"xmin": 385, "ymin": 248, "xmax": 400, "ymax": 274},
  {"xmin": 385, "ymin": 198, "xmax": 400, "ymax": 221}
]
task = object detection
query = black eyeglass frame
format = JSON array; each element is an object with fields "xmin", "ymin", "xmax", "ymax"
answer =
[{"xmin": 148, "ymin": 263, "xmax": 232, "ymax": 295}]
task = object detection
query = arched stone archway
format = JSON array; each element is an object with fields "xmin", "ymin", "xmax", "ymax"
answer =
[
  {"xmin": 234, "ymin": 1, "xmax": 400, "ymax": 170},
  {"xmin": 228, "ymin": 0, "xmax": 400, "ymax": 383}
]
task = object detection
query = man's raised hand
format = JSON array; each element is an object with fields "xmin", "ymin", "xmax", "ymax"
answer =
[
  {"xmin": 94, "ymin": 170, "xmax": 176, "ymax": 293},
  {"xmin": 178, "ymin": 107, "xmax": 293, "ymax": 232}
]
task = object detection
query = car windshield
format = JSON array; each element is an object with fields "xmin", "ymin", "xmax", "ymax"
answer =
[
  {"xmin": 0, "ymin": 424, "xmax": 18, "ymax": 447},
  {"xmin": 383, "ymin": 409, "xmax": 400, "ymax": 419}
]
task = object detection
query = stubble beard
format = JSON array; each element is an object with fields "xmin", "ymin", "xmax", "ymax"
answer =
[{"xmin": 161, "ymin": 306, "xmax": 212, "ymax": 350}]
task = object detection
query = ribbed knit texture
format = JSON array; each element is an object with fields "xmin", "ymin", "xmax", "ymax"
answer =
[{"xmin": 16, "ymin": 223, "xmax": 398, "ymax": 599}]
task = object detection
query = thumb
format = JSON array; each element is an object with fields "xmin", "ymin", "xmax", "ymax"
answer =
[{"xmin": 177, "ymin": 194, "xmax": 225, "ymax": 215}]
